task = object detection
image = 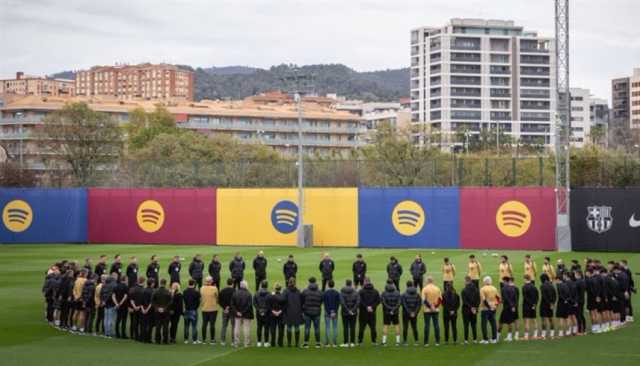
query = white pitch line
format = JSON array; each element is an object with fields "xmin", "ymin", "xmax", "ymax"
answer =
[{"xmin": 189, "ymin": 349, "xmax": 238, "ymax": 366}]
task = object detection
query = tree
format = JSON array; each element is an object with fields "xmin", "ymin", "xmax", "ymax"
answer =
[
  {"xmin": 0, "ymin": 162, "xmax": 37, "ymax": 187},
  {"xmin": 38, "ymin": 102, "xmax": 123, "ymax": 186},
  {"xmin": 126, "ymin": 106, "xmax": 180, "ymax": 151}
]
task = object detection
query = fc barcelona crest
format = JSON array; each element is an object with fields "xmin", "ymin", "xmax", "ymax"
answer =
[{"xmin": 586, "ymin": 206, "xmax": 612, "ymax": 234}]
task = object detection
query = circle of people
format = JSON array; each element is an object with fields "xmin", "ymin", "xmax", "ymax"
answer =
[{"xmin": 42, "ymin": 251, "xmax": 635, "ymax": 348}]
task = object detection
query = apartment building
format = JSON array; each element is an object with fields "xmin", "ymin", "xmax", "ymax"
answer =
[
  {"xmin": 336, "ymin": 101, "xmax": 411, "ymax": 142},
  {"xmin": 75, "ymin": 63, "xmax": 194, "ymax": 101},
  {"xmin": 0, "ymin": 94, "xmax": 365, "ymax": 170},
  {"xmin": 0, "ymin": 72, "xmax": 74, "ymax": 97},
  {"xmin": 569, "ymin": 88, "xmax": 609, "ymax": 147},
  {"xmin": 631, "ymin": 69, "xmax": 640, "ymax": 129},
  {"xmin": 410, "ymin": 18, "xmax": 557, "ymax": 149}
]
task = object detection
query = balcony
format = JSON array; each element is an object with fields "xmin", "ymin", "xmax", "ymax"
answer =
[
  {"xmin": 451, "ymin": 53, "xmax": 481, "ymax": 63},
  {"xmin": 521, "ymin": 67, "xmax": 550, "ymax": 76},
  {"xmin": 178, "ymin": 121, "xmax": 365, "ymax": 135},
  {"xmin": 490, "ymin": 89, "xmax": 511, "ymax": 98},
  {"xmin": 451, "ymin": 65, "xmax": 481, "ymax": 74},
  {"xmin": 490, "ymin": 65, "xmax": 511, "ymax": 75},
  {"xmin": 521, "ymin": 112, "xmax": 551, "ymax": 121},
  {"xmin": 0, "ymin": 116, "xmax": 45, "ymax": 125},
  {"xmin": 521, "ymin": 78, "xmax": 550, "ymax": 88},
  {"xmin": 521, "ymin": 102, "xmax": 550, "ymax": 110},
  {"xmin": 521, "ymin": 124, "xmax": 551, "ymax": 133},
  {"xmin": 451, "ymin": 111, "xmax": 481, "ymax": 120},
  {"xmin": 520, "ymin": 55, "xmax": 550, "ymax": 65},
  {"xmin": 451, "ymin": 88, "xmax": 481, "ymax": 97},
  {"xmin": 451, "ymin": 38, "xmax": 481, "ymax": 51},
  {"xmin": 490, "ymin": 77, "xmax": 510, "ymax": 86},
  {"xmin": 451, "ymin": 99, "xmax": 481, "ymax": 109},
  {"xmin": 0, "ymin": 131, "xmax": 30, "ymax": 140},
  {"xmin": 520, "ymin": 89, "xmax": 550, "ymax": 99},
  {"xmin": 490, "ymin": 112, "xmax": 512, "ymax": 121},
  {"xmin": 450, "ymin": 76, "xmax": 481, "ymax": 86}
]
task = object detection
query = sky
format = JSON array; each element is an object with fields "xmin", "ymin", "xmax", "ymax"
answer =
[{"xmin": 1, "ymin": 0, "xmax": 638, "ymax": 101}]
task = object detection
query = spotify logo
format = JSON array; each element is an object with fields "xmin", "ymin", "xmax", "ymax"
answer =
[
  {"xmin": 136, "ymin": 200, "xmax": 165, "ymax": 233},
  {"xmin": 2, "ymin": 200, "xmax": 33, "ymax": 233},
  {"xmin": 496, "ymin": 200, "xmax": 531, "ymax": 238},
  {"xmin": 391, "ymin": 200, "xmax": 425, "ymax": 236},
  {"xmin": 271, "ymin": 200, "xmax": 299, "ymax": 234}
]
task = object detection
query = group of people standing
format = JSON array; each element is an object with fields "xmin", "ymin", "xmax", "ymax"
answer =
[{"xmin": 42, "ymin": 251, "xmax": 635, "ymax": 348}]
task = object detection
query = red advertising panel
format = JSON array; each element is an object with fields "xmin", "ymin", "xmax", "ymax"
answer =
[
  {"xmin": 460, "ymin": 187, "xmax": 556, "ymax": 250},
  {"xmin": 88, "ymin": 189, "xmax": 216, "ymax": 244}
]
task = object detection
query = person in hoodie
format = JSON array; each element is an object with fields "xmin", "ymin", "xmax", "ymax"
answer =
[
  {"xmin": 539, "ymin": 273, "xmax": 557, "ymax": 339},
  {"xmin": 218, "ymin": 278, "xmax": 236, "ymax": 346},
  {"xmin": 401, "ymin": 280, "xmax": 421, "ymax": 346},
  {"xmin": 81, "ymin": 274, "xmax": 96, "ymax": 334},
  {"xmin": 169, "ymin": 282, "xmax": 184, "ymax": 344},
  {"xmin": 229, "ymin": 253, "xmax": 246, "ymax": 290},
  {"xmin": 620, "ymin": 259, "xmax": 635, "ymax": 322},
  {"xmin": 284, "ymin": 277, "xmax": 304, "ymax": 347},
  {"xmin": 146, "ymin": 255, "xmax": 160, "ymax": 289},
  {"xmin": 410, "ymin": 254, "xmax": 427, "ymax": 291},
  {"xmin": 574, "ymin": 270, "xmax": 587, "ymax": 335},
  {"xmin": 323, "ymin": 280, "xmax": 340, "ymax": 347},
  {"xmin": 387, "ymin": 256, "xmax": 403, "ymax": 291},
  {"xmin": 268, "ymin": 283, "xmax": 287, "ymax": 347},
  {"xmin": 281, "ymin": 255, "xmax": 297, "ymax": 284},
  {"xmin": 231, "ymin": 280, "xmax": 253, "ymax": 347},
  {"xmin": 319, "ymin": 253, "xmax": 335, "ymax": 291},
  {"xmin": 189, "ymin": 254, "xmax": 205, "ymax": 289},
  {"xmin": 182, "ymin": 279, "xmax": 201, "ymax": 344},
  {"xmin": 125, "ymin": 256, "xmax": 138, "ymax": 288},
  {"xmin": 521, "ymin": 274, "xmax": 539, "ymax": 340},
  {"xmin": 422, "ymin": 276, "xmax": 442, "ymax": 346},
  {"xmin": 352, "ymin": 254, "xmax": 367, "ymax": 289},
  {"xmin": 168, "ymin": 255, "xmax": 182, "ymax": 286},
  {"xmin": 340, "ymin": 279, "xmax": 359, "ymax": 347},
  {"xmin": 151, "ymin": 279, "xmax": 173, "ymax": 345},
  {"xmin": 128, "ymin": 276, "xmax": 146, "ymax": 342},
  {"xmin": 556, "ymin": 272, "xmax": 572, "ymax": 337},
  {"xmin": 442, "ymin": 283, "xmax": 460, "ymax": 344},
  {"xmin": 381, "ymin": 279, "xmax": 402, "ymax": 346},
  {"xmin": 208, "ymin": 254, "xmax": 222, "ymax": 289},
  {"xmin": 58, "ymin": 270, "xmax": 74, "ymax": 329},
  {"xmin": 301, "ymin": 277, "xmax": 323, "ymax": 348},
  {"xmin": 499, "ymin": 277, "xmax": 518, "ymax": 342},
  {"xmin": 253, "ymin": 251, "xmax": 268, "ymax": 291},
  {"xmin": 43, "ymin": 266, "xmax": 61, "ymax": 325},
  {"xmin": 585, "ymin": 267, "xmax": 602, "ymax": 333},
  {"xmin": 254, "ymin": 280, "xmax": 271, "ymax": 347},
  {"xmin": 358, "ymin": 277, "xmax": 381, "ymax": 345},
  {"xmin": 461, "ymin": 276, "xmax": 480, "ymax": 344}
]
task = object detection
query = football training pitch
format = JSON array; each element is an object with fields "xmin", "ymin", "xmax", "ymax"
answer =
[{"xmin": 0, "ymin": 244, "xmax": 638, "ymax": 366}]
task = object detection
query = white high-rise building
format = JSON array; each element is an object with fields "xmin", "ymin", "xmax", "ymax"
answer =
[
  {"xmin": 410, "ymin": 19, "xmax": 557, "ymax": 150},
  {"xmin": 569, "ymin": 88, "xmax": 609, "ymax": 147}
]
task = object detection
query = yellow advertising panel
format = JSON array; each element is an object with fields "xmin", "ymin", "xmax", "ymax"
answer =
[{"xmin": 217, "ymin": 188, "xmax": 357, "ymax": 247}]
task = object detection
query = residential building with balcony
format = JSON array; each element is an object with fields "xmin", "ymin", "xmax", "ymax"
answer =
[
  {"xmin": 0, "ymin": 72, "xmax": 74, "ymax": 97},
  {"xmin": 336, "ymin": 101, "xmax": 410, "ymax": 142},
  {"xmin": 631, "ymin": 68, "xmax": 640, "ymax": 129},
  {"xmin": 410, "ymin": 18, "xmax": 557, "ymax": 149},
  {"xmin": 569, "ymin": 88, "xmax": 609, "ymax": 147}
]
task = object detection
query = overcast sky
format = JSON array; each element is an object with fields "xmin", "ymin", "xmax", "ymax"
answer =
[{"xmin": 1, "ymin": 0, "xmax": 638, "ymax": 101}]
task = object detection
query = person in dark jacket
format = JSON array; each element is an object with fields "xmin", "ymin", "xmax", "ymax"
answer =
[
  {"xmin": 189, "ymin": 254, "xmax": 205, "ymax": 289},
  {"xmin": 442, "ymin": 283, "xmax": 460, "ymax": 344},
  {"xmin": 169, "ymin": 282, "xmax": 184, "ymax": 343},
  {"xmin": 283, "ymin": 255, "xmax": 298, "ymax": 283},
  {"xmin": 110, "ymin": 254, "xmax": 123, "ymax": 280},
  {"xmin": 208, "ymin": 254, "xmax": 222, "ymax": 289},
  {"xmin": 556, "ymin": 273, "xmax": 572, "ymax": 337},
  {"xmin": 539, "ymin": 273, "xmax": 556, "ymax": 339},
  {"xmin": 284, "ymin": 277, "xmax": 304, "ymax": 347},
  {"xmin": 125, "ymin": 256, "xmax": 139, "ymax": 288},
  {"xmin": 113, "ymin": 276, "xmax": 129, "ymax": 338},
  {"xmin": 94, "ymin": 255, "xmax": 107, "ymax": 283},
  {"xmin": 461, "ymin": 276, "xmax": 480, "ymax": 344},
  {"xmin": 352, "ymin": 254, "xmax": 367, "ymax": 289},
  {"xmin": 43, "ymin": 267, "xmax": 61, "ymax": 325},
  {"xmin": 401, "ymin": 280, "xmax": 421, "ymax": 345},
  {"xmin": 319, "ymin": 253, "xmax": 335, "ymax": 291},
  {"xmin": 323, "ymin": 280, "xmax": 340, "ymax": 347},
  {"xmin": 182, "ymin": 279, "xmax": 201, "ymax": 343},
  {"xmin": 141, "ymin": 278, "xmax": 155, "ymax": 343},
  {"xmin": 301, "ymin": 277, "xmax": 323, "ymax": 347},
  {"xmin": 81, "ymin": 274, "xmax": 96, "ymax": 334},
  {"xmin": 168, "ymin": 256, "xmax": 181, "ymax": 285},
  {"xmin": 620, "ymin": 259, "xmax": 635, "ymax": 322},
  {"xmin": 522, "ymin": 274, "xmax": 539, "ymax": 340},
  {"xmin": 229, "ymin": 254, "xmax": 246, "ymax": 290},
  {"xmin": 253, "ymin": 251, "xmax": 268, "ymax": 291},
  {"xmin": 585, "ymin": 268, "xmax": 601, "ymax": 333},
  {"xmin": 146, "ymin": 255, "xmax": 160, "ymax": 289},
  {"xmin": 574, "ymin": 270, "xmax": 587, "ymax": 334},
  {"xmin": 410, "ymin": 254, "xmax": 427, "ymax": 290},
  {"xmin": 268, "ymin": 283, "xmax": 287, "ymax": 347},
  {"xmin": 128, "ymin": 276, "xmax": 145, "ymax": 342},
  {"xmin": 499, "ymin": 277, "xmax": 518, "ymax": 341},
  {"xmin": 340, "ymin": 279, "xmax": 359, "ymax": 347},
  {"xmin": 358, "ymin": 278, "xmax": 381, "ymax": 345},
  {"xmin": 254, "ymin": 280, "xmax": 271, "ymax": 347},
  {"xmin": 101, "ymin": 275, "xmax": 117, "ymax": 338},
  {"xmin": 567, "ymin": 271, "xmax": 579, "ymax": 335},
  {"xmin": 387, "ymin": 257, "xmax": 403, "ymax": 291},
  {"xmin": 219, "ymin": 278, "xmax": 236, "ymax": 346},
  {"xmin": 151, "ymin": 279, "xmax": 172, "ymax": 344},
  {"xmin": 381, "ymin": 280, "xmax": 401, "ymax": 346},
  {"xmin": 231, "ymin": 280, "xmax": 253, "ymax": 347}
]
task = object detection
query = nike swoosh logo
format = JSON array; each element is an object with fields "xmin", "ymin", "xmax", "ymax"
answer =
[{"xmin": 630, "ymin": 214, "xmax": 640, "ymax": 228}]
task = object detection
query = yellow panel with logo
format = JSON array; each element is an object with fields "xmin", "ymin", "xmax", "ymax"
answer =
[{"xmin": 217, "ymin": 188, "xmax": 358, "ymax": 247}]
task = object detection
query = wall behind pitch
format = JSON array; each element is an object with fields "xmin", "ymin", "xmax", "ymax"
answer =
[
  {"xmin": 571, "ymin": 188, "xmax": 640, "ymax": 252},
  {"xmin": 217, "ymin": 188, "xmax": 357, "ymax": 247},
  {"xmin": 460, "ymin": 187, "xmax": 556, "ymax": 250},
  {"xmin": 358, "ymin": 187, "xmax": 460, "ymax": 248},
  {"xmin": 0, "ymin": 188, "xmax": 87, "ymax": 243},
  {"xmin": 88, "ymin": 189, "xmax": 216, "ymax": 244}
]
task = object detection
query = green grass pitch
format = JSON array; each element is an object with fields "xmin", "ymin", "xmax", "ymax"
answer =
[{"xmin": 0, "ymin": 244, "xmax": 638, "ymax": 366}]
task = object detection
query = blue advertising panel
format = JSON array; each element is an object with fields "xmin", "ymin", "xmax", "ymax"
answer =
[
  {"xmin": 0, "ymin": 188, "xmax": 87, "ymax": 243},
  {"xmin": 359, "ymin": 187, "xmax": 460, "ymax": 248}
]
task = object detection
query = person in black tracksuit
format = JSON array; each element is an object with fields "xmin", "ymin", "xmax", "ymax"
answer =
[
  {"xmin": 253, "ymin": 252, "xmax": 268, "ymax": 291},
  {"xmin": 521, "ymin": 275, "xmax": 539, "ymax": 339},
  {"xmin": 499, "ymin": 277, "xmax": 518, "ymax": 341},
  {"xmin": 218, "ymin": 279, "xmax": 235, "ymax": 345},
  {"xmin": 614, "ymin": 266, "xmax": 630, "ymax": 323},
  {"xmin": 442, "ymin": 283, "xmax": 460, "ymax": 344},
  {"xmin": 268, "ymin": 284, "xmax": 287, "ymax": 347},
  {"xmin": 401, "ymin": 280, "xmax": 421, "ymax": 345},
  {"xmin": 169, "ymin": 283, "xmax": 183, "ymax": 343},
  {"xmin": 81, "ymin": 275, "xmax": 96, "ymax": 333},
  {"xmin": 110, "ymin": 255, "xmax": 123, "ymax": 280},
  {"xmin": 410, "ymin": 255, "xmax": 427, "ymax": 291},
  {"xmin": 283, "ymin": 255, "xmax": 298, "ymax": 284},
  {"xmin": 301, "ymin": 277, "xmax": 323, "ymax": 347},
  {"xmin": 208, "ymin": 255, "xmax": 222, "ymax": 290},
  {"xmin": 319, "ymin": 255, "xmax": 335, "ymax": 292},
  {"xmin": 352, "ymin": 254, "xmax": 367, "ymax": 289},
  {"xmin": 43, "ymin": 270, "xmax": 61, "ymax": 324},
  {"xmin": 94, "ymin": 256, "xmax": 107, "ymax": 283},
  {"xmin": 229, "ymin": 254, "xmax": 246, "ymax": 290},
  {"xmin": 284, "ymin": 279, "xmax": 304, "ymax": 347},
  {"xmin": 182, "ymin": 280, "xmax": 201, "ymax": 343},
  {"xmin": 539, "ymin": 274, "xmax": 556, "ymax": 338},
  {"xmin": 585, "ymin": 268, "xmax": 601, "ymax": 332},
  {"xmin": 556, "ymin": 275, "xmax": 572, "ymax": 336},
  {"xmin": 189, "ymin": 255, "xmax": 205, "ymax": 289},
  {"xmin": 358, "ymin": 278, "xmax": 380, "ymax": 345},
  {"xmin": 141, "ymin": 279, "xmax": 155, "ymax": 343},
  {"xmin": 128, "ymin": 277, "xmax": 145, "ymax": 341},
  {"xmin": 386, "ymin": 257, "xmax": 403, "ymax": 291},
  {"xmin": 113, "ymin": 276, "xmax": 129, "ymax": 338},
  {"xmin": 168, "ymin": 256, "xmax": 181, "ymax": 286},
  {"xmin": 340, "ymin": 280, "xmax": 359, "ymax": 346},
  {"xmin": 461, "ymin": 276, "xmax": 480, "ymax": 343},
  {"xmin": 381, "ymin": 280, "xmax": 401, "ymax": 346},
  {"xmin": 126, "ymin": 257, "xmax": 139, "ymax": 288},
  {"xmin": 620, "ymin": 260, "xmax": 635, "ymax": 319},
  {"xmin": 574, "ymin": 271, "xmax": 587, "ymax": 334},
  {"xmin": 146, "ymin": 256, "xmax": 160, "ymax": 289},
  {"xmin": 152, "ymin": 279, "xmax": 173, "ymax": 345},
  {"xmin": 254, "ymin": 280, "xmax": 271, "ymax": 346}
]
